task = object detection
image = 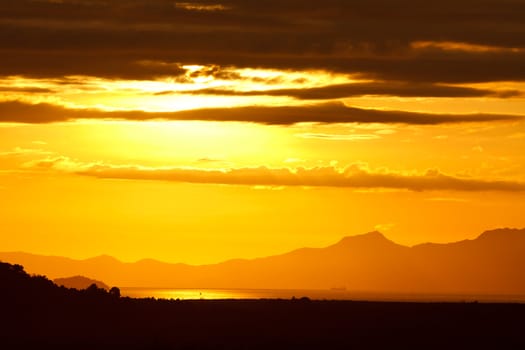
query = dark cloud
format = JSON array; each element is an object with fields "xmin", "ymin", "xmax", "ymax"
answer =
[
  {"xmin": 35, "ymin": 159, "xmax": 523, "ymax": 192},
  {"xmin": 0, "ymin": 51, "xmax": 186, "ymax": 80},
  {"xmin": 0, "ymin": 86, "xmax": 55, "ymax": 93},
  {"xmin": 161, "ymin": 82, "xmax": 520, "ymax": 99},
  {"xmin": 188, "ymin": 65, "xmax": 242, "ymax": 80},
  {"xmin": 1, "ymin": 0, "xmax": 524, "ymax": 83},
  {"xmin": 0, "ymin": 100, "xmax": 521, "ymax": 125}
]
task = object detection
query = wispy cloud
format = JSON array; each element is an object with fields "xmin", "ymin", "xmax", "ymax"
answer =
[
  {"xmin": 297, "ymin": 133, "xmax": 381, "ymax": 141},
  {"xmin": 174, "ymin": 2, "xmax": 230, "ymax": 12},
  {"xmin": 411, "ymin": 41, "xmax": 525, "ymax": 54},
  {"xmin": 0, "ymin": 147, "xmax": 53, "ymax": 157},
  {"xmin": 374, "ymin": 223, "xmax": 396, "ymax": 232},
  {"xmin": 425, "ymin": 197, "xmax": 470, "ymax": 203}
]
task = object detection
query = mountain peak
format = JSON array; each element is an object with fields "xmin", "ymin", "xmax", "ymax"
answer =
[
  {"xmin": 477, "ymin": 228, "xmax": 525, "ymax": 241},
  {"xmin": 335, "ymin": 231, "xmax": 393, "ymax": 246}
]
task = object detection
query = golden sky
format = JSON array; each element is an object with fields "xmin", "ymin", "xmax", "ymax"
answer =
[{"xmin": 1, "ymin": 0, "xmax": 524, "ymax": 264}]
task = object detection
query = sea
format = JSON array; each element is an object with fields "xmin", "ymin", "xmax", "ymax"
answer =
[{"xmin": 121, "ymin": 287, "xmax": 525, "ymax": 303}]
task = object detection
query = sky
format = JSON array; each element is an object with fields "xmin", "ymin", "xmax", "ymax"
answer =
[{"xmin": 1, "ymin": 0, "xmax": 524, "ymax": 264}]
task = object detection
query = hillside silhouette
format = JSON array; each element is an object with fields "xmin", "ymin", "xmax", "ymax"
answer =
[
  {"xmin": 54, "ymin": 275, "xmax": 109, "ymax": 290},
  {"xmin": 2, "ymin": 228, "xmax": 525, "ymax": 296},
  {"xmin": 1, "ymin": 261, "xmax": 525, "ymax": 349}
]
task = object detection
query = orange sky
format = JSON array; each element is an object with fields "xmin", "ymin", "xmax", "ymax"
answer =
[{"xmin": 1, "ymin": 0, "xmax": 524, "ymax": 264}]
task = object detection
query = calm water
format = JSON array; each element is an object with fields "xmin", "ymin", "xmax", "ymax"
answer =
[{"xmin": 121, "ymin": 287, "xmax": 525, "ymax": 303}]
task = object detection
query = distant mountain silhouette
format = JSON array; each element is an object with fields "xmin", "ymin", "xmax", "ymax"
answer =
[
  {"xmin": 1, "ymin": 228, "xmax": 525, "ymax": 295},
  {"xmin": 54, "ymin": 275, "xmax": 109, "ymax": 290}
]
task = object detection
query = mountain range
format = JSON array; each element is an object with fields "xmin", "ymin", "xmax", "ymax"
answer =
[{"xmin": 1, "ymin": 228, "xmax": 525, "ymax": 296}]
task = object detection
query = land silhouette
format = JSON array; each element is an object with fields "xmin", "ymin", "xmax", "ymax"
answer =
[
  {"xmin": 1, "ymin": 260, "xmax": 525, "ymax": 349},
  {"xmin": 2, "ymin": 228, "xmax": 525, "ymax": 297},
  {"xmin": 54, "ymin": 275, "xmax": 109, "ymax": 290}
]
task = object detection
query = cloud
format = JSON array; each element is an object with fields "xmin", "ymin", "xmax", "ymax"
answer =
[
  {"xmin": 298, "ymin": 133, "xmax": 381, "ymax": 141},
  {"xmin": 24, "ymin": 156, "xmax": 90, "ymax": 171},
  {"xmin": 0, "ymin": 52, "xmax": 187, "ymax": 80},
  {"xmin": 174, "ymin": 2, "xmax": 230, "ymax": 11},
  {"xmin": 79, "ymin": 165, "xmax": 525, "ymax": 192},
  {"xmin": 32, "ymin": 141, "xmax": 48, "ymax": 145},
  {"xmin": 374, "ymin": 223, "xmax": 396, "ymax": 232},
  {"xmin": 166, "ymin": 82, "xmax": 520, "ymax": 99},
  {"xmin": 0, "ymin": 147, "xmax": 53, "ymax": 157},
  {"xmin": 425, "ymin": 197, "xmax": 470, "ymax": 203},
  {"xmin": 196, "ymin": 157, "xmax": 225, "ymax": 163},
  {"xmin": 0, "ymin": 100, "xmax": 521, "ymax": 125},
  {"xmin": 411, "ymin": 41, "xmax": 525, "ymax": 54},
  {"xmin": 27, "ymin": 157, "xmax": 525, "ymax": 192},
  {"xmin": 1, "ymin": 0, "xmax": 525, "ymax": 83},
  {"xmin": 0, "ymin": 86, "xmax": 55, "ymax": 93}
]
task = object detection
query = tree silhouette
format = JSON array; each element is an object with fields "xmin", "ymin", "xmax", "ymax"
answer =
[{"xmin": 109, "ymin": 287, "xmax": 121, "ymax": 298}]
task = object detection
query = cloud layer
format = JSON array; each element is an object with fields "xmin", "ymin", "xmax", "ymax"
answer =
[
  {"xmin": 1, "ymin": 0, "xmax": 525, "ymax": 84},
  {"xmin": 0, "ymin": 101, "xmax": 521, "ymax": 125},
  {"xmin": 28, "ymin": 157, "xmax": 525, "ymax": 192},
  {"xmin": 162, "ymin": 82, "xmax": 520, "ymax": 99}
]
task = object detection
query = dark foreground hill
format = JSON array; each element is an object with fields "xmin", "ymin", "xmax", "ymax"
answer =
[{"xmin": 1, "ymin": 262, "xmax": 525, "ymax": 349}]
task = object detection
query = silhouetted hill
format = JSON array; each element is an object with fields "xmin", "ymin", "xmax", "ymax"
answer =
[
  {"xmin": 1, "ymin": 261, "xmax": 525, "ymax": 349},
  {"xmin": 54, "ymin": 275, "xmax": 109, "ymax": 290},
  {"xmin": 1, "ymin": 228, "xmax": 525, "ymax": 296}
]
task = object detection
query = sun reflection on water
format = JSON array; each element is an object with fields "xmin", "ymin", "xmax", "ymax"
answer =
[
  {"xmin": 121, "ymin": 288, "xmax": 525, "ymax": 303},
  {"xmin": 123, "ymin": 288, "xmax": 254, "ymax": 300}
]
